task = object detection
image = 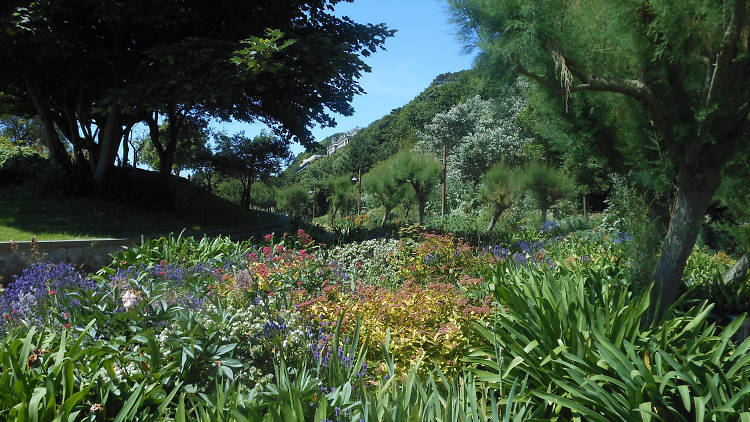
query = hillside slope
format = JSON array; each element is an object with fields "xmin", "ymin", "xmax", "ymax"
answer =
[{"xmin": 280, "ymin": 70, "xmax": 490, "ymax": 189}]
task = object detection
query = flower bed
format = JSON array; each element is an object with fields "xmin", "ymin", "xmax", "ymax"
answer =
[{"xmin": 1, "ymin": 224, "xmax": 748, "ymax": 420}]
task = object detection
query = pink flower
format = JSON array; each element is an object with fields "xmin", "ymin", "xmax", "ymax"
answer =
[
  {"xmin": 64, "ymin": 323, "xmax": 71, "ymax": 329},
  {"xmin": 276, "ymin": 245, "xmax": 284, "ymax": 254},
  {"xmin": 48, "ymin": 290, "xmax": 57, "ymax": 296},
  {"xmin": 248, "ymin": 252, "xmax": 258, "ymax": 261},
  {"xmin": 159, "ymin": 259, "xmax": 169, "ymax": 267},
  {"xmin": 268, "ymin": 291, "xmax": 274, "ymax": 296},
  {"xmin": 262, "ymin": 246, "xmax": 272, "ymax": 256},
  {"xmin": 265, "ymin": 233, "xmax": 273, "ymax": 242},
  {"xmin": 355, "ymin": 261, "xmax": 362, "ymax": 269},
  {"xmin": 64, "ymin": 312, "xmax": 70, "ymax": 319}
]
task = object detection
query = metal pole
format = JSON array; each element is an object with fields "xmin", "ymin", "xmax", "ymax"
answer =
[
  {"xmin": 357, "ymin": 168, "xmax": 362, "ymax": 215},
  {"xmin": 441, "ymin": 144, "xmax": 447, "ymax": 222}
]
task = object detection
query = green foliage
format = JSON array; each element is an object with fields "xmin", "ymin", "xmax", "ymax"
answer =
[
  {"xmin": 392, "ymin": 151, "xmax": 442, "ymax": 224},
  {"xmin": 215, "ymin": 131, "xmax": 292, "ymax": 209},
  {"xmin": 522, "ymin": 162, "xmax": 575, "ymax": 223},
  {"xmin": 417, "ymin": 94, "xmax": 531, "ymax": 184},
  {"xmin": 280, "ymin": 70, "xmax": 487, "ymax": 190},
  {"xmin": 362, "ymin": 160, "xmax": 409, "ymax": 226},
  {"xmin": 482, "ymin": 163, "xmax": 522, "ymax": 232},
  {"xmin": 249, "ymin": 180, "xmax": 276, "ymax": 210},
  {"xmin": 600, "ymin": 175, "xmax": 665, "ymax": 289},
  {"xmin": 326, "ymin": 174, "xmax": 356, "ymax": 225},
  {"xmin": 276, "ymin": 184, "xmax": 310, "ymax": 223},
  {"xmin": 470, "ymin": 262, "xmax": 750, "ymax": 420}
]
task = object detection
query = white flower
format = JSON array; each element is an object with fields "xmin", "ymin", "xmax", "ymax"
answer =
[{"xmin": 122, "ymin": 290, "xmax": 141, "ymax": 311}]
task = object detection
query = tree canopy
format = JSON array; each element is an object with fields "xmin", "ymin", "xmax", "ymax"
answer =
[
  {"xmin": 449, "ymin": 0, "xmax": 750, "ymax": 318},
  {"xmin": 0, "ymin": 0, "xmax": 393, "ymax": 187}
]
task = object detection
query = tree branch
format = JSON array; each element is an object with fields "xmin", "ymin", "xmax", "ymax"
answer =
[{"xmin": 690, "ymin": 0, "xmax": 747, "ymax": 166}]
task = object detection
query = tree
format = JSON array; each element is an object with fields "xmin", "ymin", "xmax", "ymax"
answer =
[
  {"xmin": 450, "ymin": 0, "xmax": 750, "ymax": 318},
  {"xmin": 326, "ymin": 174, "xmax": 356, "ymax": 226},
  {"xmin": 363, "ymin": 160, "xmax": 408, "ymax": 226},
  {"xmin": 0, "ymin": 1, "xmax": 393, "ymax": 188},
  {"xmin": 186, "ymin": 144, "xmax": 219, "ymax": 195},
  {"xmin": 0, "ymin": 115, "xmax": 43, "ymax": 146},
  {"xmin": 392, "ymin": 151, "xmax": 441, "ymax": 225},
  {"xmin": 215, "ymin": 131, "xmax": 291, "ymax": 210},
  {"xmin": 523, "ymin": 162, "xmax": 575, "ymax": 223},
  {"xmin": 417, "ymin": 94, "xmax": 530, "ymax": 184},
  {"xmin": 139, "ymin": 116, "xmax": 209, "ymax": 176},
  {"xmin": 276, "ymin": 184, "xmax": 310, "ymax": 224},
  {"xmin": 249, "ymin": 181, "xmax": 276, "ymax": 211},
  {"xmin": 482, "ymin": 163, "xmax": 522, "ymax": 232}
]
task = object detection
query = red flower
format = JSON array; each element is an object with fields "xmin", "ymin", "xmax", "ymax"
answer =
[
  {"xmin": 64, "ymin": 323, "xmax": 71, "ymax": 329},
  {"xmin": 276, "ymin": 244, "xmax": 284, "ymax": 254},
  {"xmin": 48, "ymin": 290, "xmax": 57, "ymax": 296},
  {"xmin": 263, "ymin": 246, "xmax": 272, "ymax": 256},
  {"xmin": 265, "ymin": 233, "xmax": 273, "ymax": 242},
  {"xmin": 268, "ymin": 291, "xmax": 274, "ymax": 296},
  {"xmin": 248, "ymin": 252, "xmax": 258, "ymax": 261}
]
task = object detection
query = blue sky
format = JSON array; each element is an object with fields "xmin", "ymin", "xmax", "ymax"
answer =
[{"xmin": 216, "ymin": 0, "xmax": 476, "ymax": 156}]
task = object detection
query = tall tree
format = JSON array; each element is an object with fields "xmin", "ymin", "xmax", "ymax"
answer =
[
  {"xmin": 392, "ymin": 151, "xmax": 442, "ymax": 225},
  {"xmin": 450, "ymin": 0, "xmax": 750, "ymax": 318},
  {"xmin": 215, "ymin": 131, "xmax": 292, "ymax": 210},
  {"xmin": 0, "ymin": 1, "xmax": 393, "ymax": 188}
]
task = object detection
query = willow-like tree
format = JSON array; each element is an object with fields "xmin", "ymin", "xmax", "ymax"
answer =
[
  {"xmin": 392, "ymin": 151, "xmax": 441, "ymax": 225},
  {"xmin": 450, "ymin": 0, "xmax": 750, "ymax": 319},
  {"xmin": 363, "ymin": 160, "xmax": 408, "ymax": 226},
  {"xmin": 482, "ymin": 163, "xmax": 521, "ymax": 232}
]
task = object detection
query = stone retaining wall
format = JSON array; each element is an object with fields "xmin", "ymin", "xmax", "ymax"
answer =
[
  {"xmin": 0, "ymin": 239, "xmax": 132, "ymax": 284},
  {"xmin": 0, "ymin": 217, "xmax": 290, "ymax": 285}
]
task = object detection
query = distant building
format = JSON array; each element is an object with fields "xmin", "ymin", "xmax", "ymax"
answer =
[
  {"xmin": 296, "ymin": 154, "xmax": 321, "ymax": 173},
  {"xmin": 326, "ymin": 127, "xmax": 360, "ymax": 155}
]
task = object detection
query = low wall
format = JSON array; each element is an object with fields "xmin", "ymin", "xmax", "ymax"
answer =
[
  {"xmin": 0, "ymin": 239, "xmax": 132, "ymax": 285},
  {"xmin": 0, "ymin": 217, "xmax": 290, "ymax": 285}
]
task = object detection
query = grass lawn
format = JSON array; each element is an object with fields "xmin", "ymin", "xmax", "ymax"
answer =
[{"xmin": 0, "ymin": 191, "xmax": 280, "ymax": 242}]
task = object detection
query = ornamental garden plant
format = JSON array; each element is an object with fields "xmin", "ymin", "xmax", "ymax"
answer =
[{"xmin": 1, "ymin": 219, "xmax": 749, "ymax": 420}]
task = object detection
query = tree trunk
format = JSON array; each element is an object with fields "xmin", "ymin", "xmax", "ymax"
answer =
[
  {"xmin": 651, "ymin": 170, "xmax": 721, "ymax": 321},
  {"xmin": 122, "ymin": 134, "xmax": 129, "ymax": 167},
  {"xmin": 381, "ymin": 206, "xmax": 393, "ymax": 227},
  {"xmin": 418, "ymin": 200, "xmax": 426, "ymax": 225},
  {"xmin": 541, "ymin": 206, "xmax": 548, "ymax": 223},
  {"xmin": 94, "ymin": 105, "xmax": 123, "ymax": 190},
  {"xmin": 724, "ymin": 254, "xmax": 750, "ymax": 285},
  {"xmin": 487, "ymin": 209, "xmax": 501, "ymax": 233},
  {"xmin": 24, "ymin": 82, "xmax": 70, "ymax": 172}
]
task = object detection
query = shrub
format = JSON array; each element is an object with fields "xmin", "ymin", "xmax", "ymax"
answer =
[{"xmin": 298, "ymin": 280, "xmax": 493, "ymax": 376}]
